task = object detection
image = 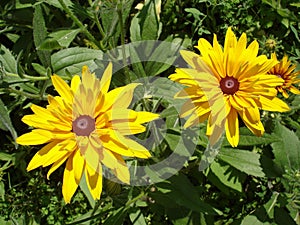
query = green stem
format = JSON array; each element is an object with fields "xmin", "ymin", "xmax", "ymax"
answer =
[
  {"xmin": 93, "ymin": 12, "xmax": 108, "ymax": 51},
  {"xmin": 125, "ymin": 190, "xmax": 145, "ymax": 208},
  {"xmin": 117, "ymin": 3, "xmax": 130, "ymax": 79},
  {"xmin": 0, "ymin": 88, "xmax": 47, "ymax": 100},
  {"xmin": 5, "ymin": 72, "xmax": 70, "ymax": 81},
  {"xmin": 57, "ymin": 0, "xmax": 102, "ymax": 50},
  {"xmin": 5, "ymin": 72, "xmax": 48, "ymax": 81}
]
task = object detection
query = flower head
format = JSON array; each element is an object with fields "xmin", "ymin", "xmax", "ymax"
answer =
[
  {"xmin": 268, "ymin": 53, "xmax": 300, "ymax": 98},
  {"xmin": 16, "ymin": 63, "xmax": 159, "ymax": 203},
  {"xmin": 169, "ymin": 27, "xmax": 290, "ymax": 147}
]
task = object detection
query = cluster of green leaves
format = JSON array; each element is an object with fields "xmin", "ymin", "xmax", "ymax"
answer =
[{"xmin": 0, "ymin": 0, "xmax": 300, "ymax": 224}]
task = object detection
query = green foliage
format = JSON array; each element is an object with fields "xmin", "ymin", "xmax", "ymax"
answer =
[{"xmin": 0, "ymin": 0, "xmax": 299, "ymax": 224}]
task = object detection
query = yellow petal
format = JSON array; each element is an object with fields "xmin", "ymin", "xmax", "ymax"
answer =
[
  {"xmin": 112, "ymin": 153, "xmax": 130, "ymax": 184},
  {"xmin": 27, "ymin": 139, "xmax": 72, "ymax": 171},
  {"xmin": 47, "ymin": 152, "xmax": 72, "ymax": 179},
  {"xmin": 16, "ymin": 129, "xmax": 53, "ymax": 145},
  {"xmin": 71, "ymin": 75, "xmax": 81, "ymax": 93},
  {"xmin": 99, "ymin": 62, "xmax": 113, "ymax": 94},
  {"xmin": 51, "ymin": 75, "xmax": 73, "ymax": 104},
  {"xmin": 111, "ymin": 83, "xmax": 141, "ymax": 109},
  {"xmin": 78, "ymin": 135, "xmax": 101, "ymax": 172},
  {"xmin": 135, "ymin": 111, "xmax": 160, "ymax": 124},
  {"xmin": 27, "ymin": 141, "xmax": 59, "ymax": 171},
  {"xmin": 72, "ymin": 149, "xmax": 85, "ymax": 183},
  {"xmin": 81, "ymin": 66, "xmax": 95, "ymax": 89},
  {"xmin": 102, "ymin": 130, "xmax": 151, "ymax": 158},
  {"xmin": 241, "ymin": 114, "xmax": 264, "ymax": 137},
  {"xmin": 22, "ymin": 115, "xmax": 53, "ymax": 130},
  {"xmin": 225, "ymin": 108, "xmax": 239, "ymax": 147},
  {"xmin": 30, "ymin": 104, "xmax": 57, "ymax": 120},
  {"xmin": 85, "ymin": 163, "xmax": 103, "ymax": 200},
  {"xmin": 62, "ymin": 156, "xmax": 79, "ymax": 204},
  {"xmin": 290, "ymin": 85, "xmax": 300, "ymax": 95},
  {"xmin": 224, "ymin": 27, "xmax": 237, "ymax": 54},
  {"xmin": 180, "ymin": 50, "xmax": 212, "ymax": 74},
  {"xmin": 259, "ymin": 96, "xmax": 290, "ymax": 112}
]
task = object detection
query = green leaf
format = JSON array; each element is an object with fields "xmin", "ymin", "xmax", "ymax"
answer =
[
  {"xmin": 38, "ymin": 29, "xmax": 81, "ymax": 50},
  {"xmin": 101, "ymin": 0, "xmax": 134, "ymax": 44},
  {"xmin": 43, "ymin": 0, "xmax": 73, "ymax": 10},
  {"xmin": 209, "ymin": 161, "xmax": 243, "ymax": 192},
  {"xmin": 271, "ymin": 122, "xmax": 300, "ymax": 172},
  {"xmin": 129, "ymin": 208, "xmax": 147, "ymax": 225},
  {"xmin": 103, "ymin": 206, "xmax": 127, "ymax": 225},
  {"xmin": 274, "ymin": 207, "xmax": 297, "ymax": 225},
  {"xmin": 33, "ymin": 4, "xmax": 51, "ymax": 67},
  {"xmin": 0, "ymin": 45, "xmax": 17, "ymax": 74},
  {"xmin": 290, "ymin": 3, "xmax": 300, "ymax": 7},
  {"xmin": 31, "ymin": 63, "xmax": 47, "ymax": 76},
  {"xmin": 241, "ymin": 215, "xmax": 269, "ymax": 225},
  {"xmin": 0, "ymin": 152, "xmax": 14, "ymax": 161},
  {"xmin": 0, "ymin": 98, "xmax": 18, "ymax": 144},
  {"xmin": 218, "ymin": 148, "xmax": 265, "ymax": 177},
  {"xmin": 290, "ymin": 24, "xmax": 300, "ymax": 43},
  {"xmin": 51, "ymin": 47, "xmax": 104, "ymax": 76},
  {"xmin": 144, "ymin": 40, "xmax": 181, "ymax": 76},
  {"xmin": 128, "ymin": 45, "xmax": 147, "ymax": 78},
  {"xmin": 130, "ymin": 0, "xmax": 162, "ymax": 41},
  {"xmin": 154, "ymin": 173, "xmax": 222, "ymax": 215}
]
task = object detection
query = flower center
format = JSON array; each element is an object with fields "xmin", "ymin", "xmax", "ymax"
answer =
[
  {"xmin": 72, "ymin": 115, "xmax": 95, "ymax": 136},
  {"xmin": 220, "ymin": 76, "xmax": 239, "ymax": 95}
]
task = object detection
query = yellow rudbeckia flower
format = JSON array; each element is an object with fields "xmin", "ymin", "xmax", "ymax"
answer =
[
  {"xmin": 268, "ymin": 53, "xmax": 300, "ymax": 98},
  {"xmin": 169, "ymin": 27, "xmax": 290, "ymax": 147},
  {"xmin": 16, "ymin": 63, "xmax": 159, "ymax": 203}
]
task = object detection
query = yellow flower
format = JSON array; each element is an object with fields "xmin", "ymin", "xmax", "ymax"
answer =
[
  {"xmin": 169, "ymin": 27, "xmax": 290, "ymax": 147},
  {"xmin": 16, "ymin": 63, "xmax": 159, "ymax": 203},
  {"xmin": 268, "ymin": 53, "xmax": 300, "ymax": 98}
]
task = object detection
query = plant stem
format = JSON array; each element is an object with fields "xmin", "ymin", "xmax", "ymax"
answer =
[
  {"xmin": 0, "ymin": 88, "xmax": 47, "ymax": 100},
  {"xmin": 125, "ymin": 190, "xmax": 145, "ymax": 208},
  {"xmin": 57, "ymin": 0, "xmax": 102, "ymax": 50},
  {"xmin": 4, "ymin": 72, "xmax": 70, "ymax": 81},
  {"xmin": 117, "ymin": 3, "xmax": 130, "ymax": 79}
]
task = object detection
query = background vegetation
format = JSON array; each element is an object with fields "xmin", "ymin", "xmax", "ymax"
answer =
[{"xmin": 0, "ymin": 0, "xmax": 299, "ymax": 224}]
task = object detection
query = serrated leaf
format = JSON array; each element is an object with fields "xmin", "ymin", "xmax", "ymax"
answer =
[
  {"xmin": 0, "ymin": 98, "xmax": 18, "ymax": 144},
  {"xmin": 209, "ymin": 161, "xmax": 243, "ymax": 192},
  {"xmin": 38, "ymin": 29, "xmax": 81, "ymax": 50},
  {"xmin": 218, "ymin": 148, "xmax": 265, "ymax": 177},
  {"xmin": 0, "ymin": 45, "xmax": 17, "ymax": 74},
  {"xmin": 271, "ymin": 122, "xmax": 300, "ymax": 172},
  {"xmin": 33, "ymin": 4, "xmax": 51, "ymax": 67},
  {"xmin": 51, "ymin": 47, "xmax": 104, "ymax": 76}
]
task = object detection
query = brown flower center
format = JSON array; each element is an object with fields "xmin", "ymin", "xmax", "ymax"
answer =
[
  {"xmin": 220, "ymin": 76, "xmax": 239, "ymax": 95},
  {"xmin": 72, "ymin": 115, "xmax": 95, "ymax": 136}
]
